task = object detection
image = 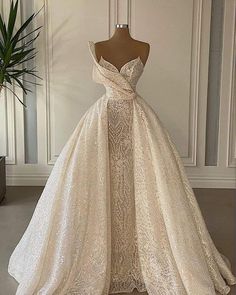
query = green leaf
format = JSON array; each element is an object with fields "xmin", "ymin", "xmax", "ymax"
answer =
[
  {"xmin": 23, "ymin": 68, "xmax": 42, "ymax": 80},
  {"xmin": 15, "ymin": 26, "xmax": 42, "ymax": 44},
  {"xmin": 10, "ymin": 48, "xmax": 35, "ymax": 61},
  {"xmin": 4, "ymin": 43, "xmax": 13, "ymax": 65},
  {"xmin": 11, "ymin": 13, "xmax": 35, "ymax": 43},
  {"xmin": 0, "ymin": 13, "xmax": 7, "ymax": 42},
  {"xmin": 0, "ymin": 46, "xmax": 4, "ymax": 59},
  {"xmin": 7, "ymin": 51, "xmax": 37, "ymax": 68},
  {"xmin": 0, "ymin": 71, "xmax": 4, "ymax": 83},
  {"xmin": 7, "ymin": 0, "xmax": 19, "ymax": 40},
  {"xmin": 13, "ymin": 32, "xmax": 40, "ymax": 52},
  {"xmin": 10, "ymin": 67, "xmax": 42, "ymax": 80},
  {"xmin": 0, "ymin": 2, "xmax": 43, "ymax": 106},
  {"xmin": 5, "ymin": 73, "xmax": 12, "ymax": 84},
  {"xmin": 7, "ymin": 73, "xmax": 32, "ymax": 94},
  {"xmin": 15, "ymin": 78, "xmax": 42, "ymax": 86},
  {"xmin": 6, "ymin": 69, "xmax": 28, "ymax": 79},
  {"xmin": 2, "ymin": 83, "xmax": 27, "ymax": 107},
  {"xmin": 0, "ymin": 39, "xmax": 4, "ymax": 52},
  {"xmin": 6, "ymin": 68, "xmax": 27, "ymax": 73},
  {"xmin": 12, "ymin": 75, "xmax": 28, "ymax": 93}
]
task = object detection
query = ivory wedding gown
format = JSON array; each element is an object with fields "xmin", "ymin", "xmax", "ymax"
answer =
[{"xmin": 8, "ymin": 41, "xmax": 236, "ymax": 295}]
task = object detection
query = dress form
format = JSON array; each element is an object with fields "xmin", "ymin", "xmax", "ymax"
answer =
[{"xmin": 94, "ymin": 24, "xmax": 150, "ymax": 71}]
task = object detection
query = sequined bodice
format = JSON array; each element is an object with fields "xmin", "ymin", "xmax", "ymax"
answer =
[
  {"xmin": 98, "ymin": 55, "xmax": 144, "ymax": 89},
  {"xmin": 88, "ymin": 41, "xmax": 144, "ymax": 100}
]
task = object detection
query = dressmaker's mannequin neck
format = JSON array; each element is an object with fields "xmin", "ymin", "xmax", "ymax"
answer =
[{"xmin": 110, "ymin": 27, "xmax": 133, "ymax": 42}]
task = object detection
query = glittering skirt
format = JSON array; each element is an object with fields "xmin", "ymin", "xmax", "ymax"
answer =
[{"xmin": 8, "ymin": 95, "xmax": 236, "ymax": 295}]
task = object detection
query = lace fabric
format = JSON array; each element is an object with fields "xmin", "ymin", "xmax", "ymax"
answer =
[
  {"xmin": 7, "ymin": 40, "xmax": 236, "ymax": 295},
  {"xmin": 107, "ymin": 99, "xmax": 146, "ymax": 293},
  {"xmin": 101, "ymin": 53, "xmax": 146, "ymax": 293}
]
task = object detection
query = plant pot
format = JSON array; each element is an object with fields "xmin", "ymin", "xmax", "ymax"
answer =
[{"xmin": 0, "ymin": 156, "xmax": 6, "ymax": 204}]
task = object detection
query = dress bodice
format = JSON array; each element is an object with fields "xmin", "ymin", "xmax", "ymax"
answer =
[{"xmin": 88, "ymin": 41, "xmax": 144, "ymax": 100}]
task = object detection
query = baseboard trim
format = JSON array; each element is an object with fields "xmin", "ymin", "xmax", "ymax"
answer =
[
  {"xmin": 6, "ymin": 174, "xmax": 236, "ymax": 189},
  {"xmin": 189, "ymin": 176, "xmax": 236, "ymax": 188},
  {"xmin": 6, "ymin": 174, "xmax": 49, "ymax": 186}
]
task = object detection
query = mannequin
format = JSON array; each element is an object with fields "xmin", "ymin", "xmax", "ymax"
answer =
[{"xmin": 94, "ymin": 24, "xmax": 150, "ymax": 71}]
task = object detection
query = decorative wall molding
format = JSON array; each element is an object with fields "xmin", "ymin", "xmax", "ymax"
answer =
[
  {"xmin": 43, "ymin": 0, "xmax": 58, "ymax": 165},
  {"xmin": 5, "ymin": 90, "xmax": 16, "ymax": 164},
  {"xmin": 183, "ymin": 0, "xmax": 202, "ymax": 166},
  {"xmin": 3, "ymin": 0, "xmax": 235, "ymax": 188},
  {"xmin": 227, "ymin": 3, "xmax": 236, "ymax": 167},
  {"xmin": 218, "ymin": 0, "xmax": 236, "ymax": 169},
  {"xmin": 0, "ymin": 89, "xmax": 16, "ymax": 165}
]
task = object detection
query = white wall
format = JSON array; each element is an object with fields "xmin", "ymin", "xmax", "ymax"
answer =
[{"xmin": 0, "ymin": 0, "xmax": 235, "ymax": 188}]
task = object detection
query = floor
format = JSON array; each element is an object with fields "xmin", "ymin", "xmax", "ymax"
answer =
[{"xmin": 0, "ymin": 187, "xmax": 235, "ymax": 295}]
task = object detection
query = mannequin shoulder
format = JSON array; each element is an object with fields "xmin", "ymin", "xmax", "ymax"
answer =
[
  {"xmin": 133, "ymin": 40, "xmax": 150, "ymax": 64},
  {"xmin": 93, "ymin": 40, "xmax": 111, "ymax": 57},
  {"xmin": 134, "ymin": 40, "xmax": 150, "ymax": 54},
  {"xmin": 94, "ymin": 40, "xmax": 109, "ymax": 50}
]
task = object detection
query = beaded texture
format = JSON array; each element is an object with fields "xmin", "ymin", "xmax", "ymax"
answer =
[{"xmin": 8, "ymin": 41, "xmax": 236, "ymax": 295}]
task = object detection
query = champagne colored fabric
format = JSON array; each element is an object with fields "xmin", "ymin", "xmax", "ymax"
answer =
[{"xmin": 8, "ymin": 41, "xmax": 236, "ymax": 295}]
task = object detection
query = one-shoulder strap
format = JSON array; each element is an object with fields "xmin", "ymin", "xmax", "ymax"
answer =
[
  {"xmin": 87, "ymin": 40, "xmax": 135, "ymax": 96},
  {"xmin": 88, "ymin": 41, "xmax": 100, "ymax": 66}
]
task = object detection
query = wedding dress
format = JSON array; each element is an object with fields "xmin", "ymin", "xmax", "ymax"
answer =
[{"xmin": 8, "ymin": 41, "xmax": 236, "ymax": 295}]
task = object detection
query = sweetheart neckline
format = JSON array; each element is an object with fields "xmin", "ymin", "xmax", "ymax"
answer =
[
  {"xmin": 98, "ymin": 55, "xmax": 144, "ymax": 73},
  {"xmin": 88, "ymin": 41, "xmax": 145, "ymax": 74}
]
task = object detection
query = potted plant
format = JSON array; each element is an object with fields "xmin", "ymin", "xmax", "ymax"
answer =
[{"xmin": 0, "ymin": 0, "xmax": 42, "ymax": 204}]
